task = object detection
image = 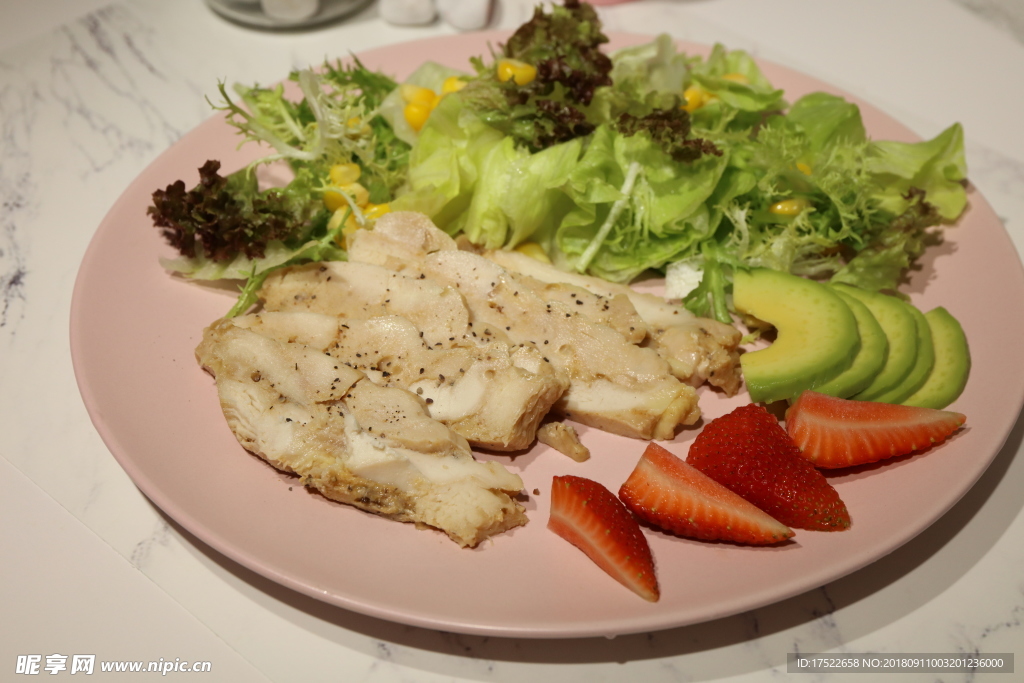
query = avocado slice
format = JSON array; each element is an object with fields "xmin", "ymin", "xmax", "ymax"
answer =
[
  {"xmin": 734, "ymin": 268, "xmax": 859, "ymax": 404},
  {"xmin": 902, "ymin": 307, "xmax": 971, "ymax": 409},
  {"xmin": 871, "ymin": 302, "xmax": 935, "ymax": 404},
  {"xmin": 814, "ymin": 286, "xmax": 889, "ymax": 398},
  {"xmin": 831, "ymin": 284, "xmax": 918, "ymax": 401}
]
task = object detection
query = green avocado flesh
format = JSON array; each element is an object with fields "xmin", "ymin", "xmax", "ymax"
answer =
[
  {"xmin": 902, "ymin": 307, "xmax": 971, "ymax": 409},
  {"xmin": 831, "ymin": 284, "xmax": 919, "ymax": 401},
  {"xmin": 814, "ymin": 287, "xmax": 889, "ymax": 398},
  {"xmin": 734, "ymin": 269, "xmax": 859, "ymax": 404},
  {"xmin": 871, "ymin": 302, "xmax": 935, "ymax": 404}
]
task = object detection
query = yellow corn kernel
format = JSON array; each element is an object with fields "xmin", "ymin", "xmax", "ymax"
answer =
[
  {"xmin": 363, "ymin": 203, "xmax": 390, "ymax": 221},
  {"xmin": 343, "ymin": 210, "xmax": 371, "ymax": 249},
  {"xmin": 346, "ymin": 182, "xmax": 370, "ymax": 207},
  {"xmin": 345, "ymin": 116, "xmax": 371, "ymax": 136},
  {"xmin": 328, "ymin": 209, "xmax": 363, "ymax": 247},
  {"xmin": 514, "ymin": 241, "xmax": 551, "ymax": 264},
  {"xmin": 323, "ymin": 182, "xmax": 370, "ymax": 212},
  {"xmin": 329, "ymin": 163, "xmax": 361, "ymax": 186},
  {"xmin": 399, "ymin": 83, "xmax": 439, "ymax": 107},
  {"xmin": 681, "ymin": 85, "xmax": 706, "ymax": 113},
  {"xmin": 404, "ymin": 101, "xmax": 433, "ymax": 132},
  {"xmin": 721, "ymin": 72, "xmax": 750, "ymax": 85},
  {"xmin": 327, "ymin": 207, "xmax": 349, "ymax": 232},
  {"xmin": 769, "ymin": 198, "xmax": 811, "ymax": 216},
  {"xmin": 441, "ymin": 76, "xmax": 467, "ymax": 94},
  {"xmin": 796, "ymin": 161, "xmax": 813, "ymax": 176},
  {"xmin": 497, "ymin": 58, "xmax": 537, "ymax": 86},
  {"xmin": 342, "ymin": 214, "xmax": 363, "ymax": 235},
  {"xmin": 323, "ymin": 189, "xmax": 347, "ymax": 212}
]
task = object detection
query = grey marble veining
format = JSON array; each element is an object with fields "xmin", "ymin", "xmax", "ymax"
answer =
[
  {"xmin": 953, "ymin": 0, "xmax": 1024, "ymax": 43},
  {"xmin": 53, "ymin": 8, "xmax": 193, "ymax": 170},
  {"xmin": 0, "ymin": 61, "xmax": 35, "ymax": 334}
]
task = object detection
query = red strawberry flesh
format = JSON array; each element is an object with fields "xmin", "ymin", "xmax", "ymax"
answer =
[
  {"xmin": 786, "ymin": 390, "xmax": 967, "ymax": 468},
  {"xmin": 620, "ymin": 442, "xmax": 794, "ymax": 545},
  {"xmin": 686, "ymin": 403, "xmax": 851, "ymax": 531},
  {"xmin": 548, "ymin": 475, "xmax": 659, "ymax": 602}
]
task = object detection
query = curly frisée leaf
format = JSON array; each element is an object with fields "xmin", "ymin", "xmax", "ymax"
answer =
[
  {"xmin": 215, "ymin": 60, "xmax": 409, "ymax": 199},
  {"xmin": 150, "ymin": 57, "xmax": 411, "ymax": 317},
  {"xmin": 674, "ymin": 91, "xmax": 967, "ymax": 321}
]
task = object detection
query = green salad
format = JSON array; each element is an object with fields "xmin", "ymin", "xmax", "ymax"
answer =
[{"xmin": 150, "ymin": 0, "xmax": 967, "ymax": 323}]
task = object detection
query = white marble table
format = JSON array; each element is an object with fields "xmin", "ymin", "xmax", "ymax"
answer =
[{"xmin": 2, "ymin": 1, "xmax": 1023, "ymax": 681}]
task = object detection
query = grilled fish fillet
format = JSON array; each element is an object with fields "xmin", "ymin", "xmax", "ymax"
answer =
[
  {"xmin": 510, "ymin": 276, "xmax": 648, "ymax": 345},
  {"xmin": 484, "ymin": 249, "xmax": 743, "ymax": 394},
  {"xmin": 195, "ymin": 318, "xmax": 527, "ymax": 547},
  {"xmin": 232, "ymin": 309, "xmax": 565, "ymax": 451},
  {"xmin": 259, "ymin": 260, "xmax": 470, "ymax": 349},
  {"xmin": 348, "ymin": 212, "xmax": 701, "ymax": 440}
]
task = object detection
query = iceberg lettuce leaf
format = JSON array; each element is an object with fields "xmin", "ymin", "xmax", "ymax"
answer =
[
  {"xmin": 867, "ymin": 122, "xmax": 967, "ymax": 221},
  {"xmin": 555, "ymin": 124, "xmax": 729, "ymax": 282}
]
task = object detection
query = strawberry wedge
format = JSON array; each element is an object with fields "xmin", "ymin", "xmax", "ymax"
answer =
[
  {"xmin": 786, "ymin": 390, "xmax": 967, "ymax": 468},
  {"xmin": 548, "ymin": 475, "xmax": 659, "ymax": 602},
  {"xmin": 620, "ymin": 443, "xmax": 794, "ymax": 545},
  {"xmin": 687, "ymin": 403, "xmax": 851, "ymax": 531}
]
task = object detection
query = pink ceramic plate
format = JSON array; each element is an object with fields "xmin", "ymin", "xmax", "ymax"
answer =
[{"xmin": 70, "ymin": 32, "xmax": 1024, "ymax": 638}]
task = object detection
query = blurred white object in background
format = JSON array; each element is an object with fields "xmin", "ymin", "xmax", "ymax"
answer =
[
  {"xmin": 380, "ymin": 0, "xmax": 437, "ymax": 25},
  {"xmin": 261, "ymin": 0, "xmax": 320, "ymax": 21},
  {"xmin": 204, "ymin": 0, "xmax": 370, "ymax": 28},
  {"xmin": 437, "ymin": 0, "xmax": 493, "ymax": 30}
]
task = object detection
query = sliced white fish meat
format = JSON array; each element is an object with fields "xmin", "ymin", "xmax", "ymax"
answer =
[
  {"xmin": 232, "ymin": 310, "xmax": 566, "ymax": 451},
  {"xmin": 259, "ymin": 259, "xmax": 470, "ymax": 349},
  {"xmin": 510, "ymin": 275, "xmax": 648, "ymax": 345},
  {"xmin": 484, "ymin": 249, "xmax": 743, "ymax": 394},
  {"xmin": 348, "ymin": 213, "xmax": 701, "ymax": 440},
  {"xmin": 195, "ymin": 318, "xmax": 527, "ymax": 547}
]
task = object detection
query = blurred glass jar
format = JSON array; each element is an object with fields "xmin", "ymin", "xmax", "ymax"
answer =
[{"xmin": 205, "ymin": 0, "xmax": 372, "ymax": 28}]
